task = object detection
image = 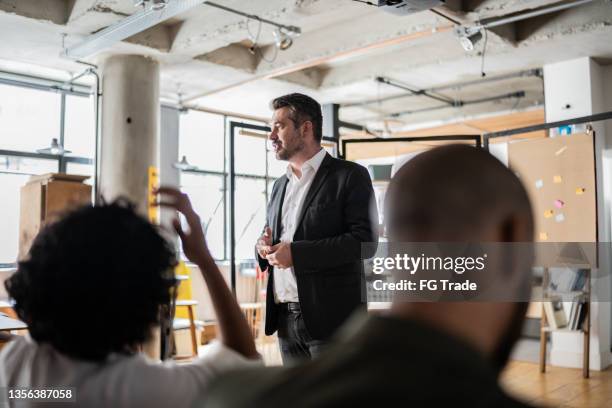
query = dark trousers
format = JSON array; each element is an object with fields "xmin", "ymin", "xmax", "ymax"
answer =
[{"xmin": 277, "ymin": 302, "xmax": 327, "ymax": 365}]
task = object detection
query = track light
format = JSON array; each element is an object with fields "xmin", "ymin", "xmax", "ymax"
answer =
[
  {"xmin": 173, "ymin": 155, "xmax": 198, "ymax": 171},
  {"xmin": 455, "ymin": 26, "xmax": 483, "ymax": 52},
  {"xmin": 64, "ymin": 1, "xmax": 206, "ymax": 59},
  {"xmin": 273, "ymin": 29, "xmax": 293, "ymax": 51},
  {"xmin": 133, "ymin": 0, "xmax": 168, "ymax": 10},
  {"xmin": 37, "ymin": 138, "xmax": 71, "ymax": 155}
]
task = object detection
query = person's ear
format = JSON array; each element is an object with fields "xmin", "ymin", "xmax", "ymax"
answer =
[
  {"xmin": 301, "ymin": 120, "xmax": 313, "ymax": 140},
  {"xmin": 499, "ymin": 214, "xmax": 531, "ymax": 242}
]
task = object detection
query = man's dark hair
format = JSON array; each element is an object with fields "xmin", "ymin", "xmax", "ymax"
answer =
[
  {"xmin": 5, "ymin": 200, "xmax": 177, "ymax": 361},
  {"xmin": 271, "ymin": 93, "xmax": 323, "ymax": 142}
]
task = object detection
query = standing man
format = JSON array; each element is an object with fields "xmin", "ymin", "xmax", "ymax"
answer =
[{"xmin": 256, "ymin": 93, "xmax": 377, "ymax": 364}]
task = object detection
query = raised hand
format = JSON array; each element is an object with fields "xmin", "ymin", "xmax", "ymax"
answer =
[{"xmin": 154, "ymin": 186, "xmax": 211, "ymax": 265}]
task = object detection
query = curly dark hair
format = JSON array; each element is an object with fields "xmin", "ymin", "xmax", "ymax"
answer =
[{"xmin": 5, "ymin": 199, "xmax": 177, "ymax": 361}]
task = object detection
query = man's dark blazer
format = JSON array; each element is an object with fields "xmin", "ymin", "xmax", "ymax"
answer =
[{"xmin": 257, "ymin": 152, "xmax": 378, "ymax": 340}]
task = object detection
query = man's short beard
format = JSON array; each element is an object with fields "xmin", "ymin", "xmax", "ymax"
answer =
[
  {"xmin": 277, "ymin": 134, "xmax": 305, "ymax": 161},
  {"xmin": 490, "ymin": 302, "xmax": 529, "ymax": 374}
]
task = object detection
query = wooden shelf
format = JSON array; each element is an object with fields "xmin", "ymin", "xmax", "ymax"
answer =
[
  {"xmin": 539, "ymin": 267, "xmax": 590, "ymax": 379},
  {"xmin": 541, "ymin": 326, "xmax": 586, "ymax": 333}
]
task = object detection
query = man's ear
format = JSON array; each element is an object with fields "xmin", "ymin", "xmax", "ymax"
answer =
[
  {"xmin": 500, "ymin": 214, "xmax": 532, "ymax": 242},
  {"xmin": 301, "ymin": 120, "xmax": 314, "ymax": 141}
]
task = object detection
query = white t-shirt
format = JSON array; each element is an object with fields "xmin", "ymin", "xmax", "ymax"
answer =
[{"xmin": 0, "ymin": 335, "xmax": 261, "ymax": 407}]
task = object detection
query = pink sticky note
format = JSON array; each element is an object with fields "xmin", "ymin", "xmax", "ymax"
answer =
[{"xmin": 554, "ymin": 199, "xmax": 565, "ymax": 209}]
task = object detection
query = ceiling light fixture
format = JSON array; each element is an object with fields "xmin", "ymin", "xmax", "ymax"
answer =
[
  {"xmin": 63, "ymin": 0, "xmax": 208, "ymax": 59},
  {"xmin": 151, "ymin": 0, "xmax": 169, "ymax": 10},
  {"xmin": 204, "ymin": 2, "xmax": 301, "ymax": 50},
  {"xmin": 173, "ymin": 155, "xmax": 198, "ymax": 171},
  {"xmin": 273, "ymin": 29, "xmax": 293, "ymax": 51},
  {"xmin": 455, "ymin": 26, "xmax": 482, "ymax": 52},
  {"xmin": 37, "ymin": 138, "xmax": 71, "ymax": 155}
]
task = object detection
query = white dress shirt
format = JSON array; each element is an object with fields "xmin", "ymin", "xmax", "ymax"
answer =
[
  {"xmin": 0, "ymin": 335, "xmax": 261, "ymax": 408},
  {"xmin": 274, "ymin": 148, "xmax": 327, "ymax": 304}
]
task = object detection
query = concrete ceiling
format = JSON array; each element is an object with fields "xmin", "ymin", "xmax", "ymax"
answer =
[{"xmin": 1, "ymin": 0, "xmax": 612, "ymax": 133}]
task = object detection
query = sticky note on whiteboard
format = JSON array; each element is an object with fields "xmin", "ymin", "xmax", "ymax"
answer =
[
  {"xmin": 535, "ymin": 179, "xmax": 544, "ymax": 189},
  {"xmin": 576, "ymin": 188, "xmax": 586, "ymax": 195},
  {"xmin": 554, "ymin": 199, "xmax": 565, "ymax": 209},
  {"xmin": 539, "ymin": 232, "xmax": 549, "ymax": 241},
  {"xmin": 555, "ymin": 213, "xmax": 565, "ymax": 223},
  {"xmin": 544, "ymin": 210, "xmax": 554, "ymax": 218},
  {"xmin": 553, "ymin": 175, "xmax": 563, "ymax": 183}
]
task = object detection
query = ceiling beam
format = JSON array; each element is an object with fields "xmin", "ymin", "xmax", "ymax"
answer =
[
  {"xmin": 182, "ymin": 22, "xmax": 453, "ymax": 102},
  {"xmin": 0, "ymin": 0, "xmax": 68, "ymax": 25}
]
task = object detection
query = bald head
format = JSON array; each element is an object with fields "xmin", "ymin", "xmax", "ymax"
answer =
[
  {"xmin": 384, "ymin": 144, "xmax": 535, "ymax": 372},
  {"xmin": 386, "ymin": 144, "xmax": 533, "ymax": 242}
]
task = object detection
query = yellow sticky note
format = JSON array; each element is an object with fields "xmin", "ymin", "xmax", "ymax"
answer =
[
  {"xmin": 576, "ymin": 188, "xmax": 585, "ymax": 195},
  {"xmin": 544, "ymin": 210, "xmax": 554, "ymax": 218},
  {"xmin": 148, "ymin": 166, "xmax": 159, "ymax": 224},
  {"xmin": 553, "ymin": 175, "xmax": 563, "ymax": 184},
  {"xmin": 539, "ymin": 232, "xmax": 548, "ymax": 241}
]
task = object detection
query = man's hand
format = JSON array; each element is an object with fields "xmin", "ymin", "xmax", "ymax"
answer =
[
  {"xmin": 154, "ymin": 186, "xmax": 211, "ymax": 265},
  {"xmin": 266, "ymin": 242, "xmax": 293, "ymax": 269},
  {"xmin": 256, "ymin": 226, "xmax": 273, "ymax": 259}
]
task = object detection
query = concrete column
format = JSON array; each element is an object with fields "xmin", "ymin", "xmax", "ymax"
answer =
[
  {"xmin": 159, "ymin": 105, "xmax": 180, "ymax": 242},
  {"xmin": 99, "ymin": 55, "xmax": 160, "ymax": 217},
  {"xmin": 543, "ymin": 57, "xmax": 612, "ymax": 370}
]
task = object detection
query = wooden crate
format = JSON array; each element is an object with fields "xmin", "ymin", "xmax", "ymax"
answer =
[{"xmin": 19, "ymin": 173, "xmax": 91, "ymax": 259}]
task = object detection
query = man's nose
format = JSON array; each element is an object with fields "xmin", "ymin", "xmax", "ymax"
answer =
[{"xmin": 269, "ymin": 130, "xmax": 278, "ymax": 140}]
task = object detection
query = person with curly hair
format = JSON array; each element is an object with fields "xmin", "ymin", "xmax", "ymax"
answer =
[{"xmin": 0, "ymin": 187, "xmax": 260, "ymax": 407}]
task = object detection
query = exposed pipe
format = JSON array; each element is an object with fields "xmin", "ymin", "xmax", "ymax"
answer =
[
  {"xmin": 59, "ymin": 67, "xmax": 102, "ymax": 203},
  {"xmin": 375, "ymin": 76, "xmax": 456, "ymax": 106},
  {"xmin": 204, "ymin": 1, "xmax": 301, "ymax": 34},
  {"xmin": 360, "ymin": 90, "xmax": 525, "ymax": 121},
  {"xmin": 343, "ymin": 69, "xmax": 541, "ymax": 108},
  {"xmin": 90, "ymin": 69, "xmax": 102, "ymax": 204},
  {"xmin": 479, "ymin": 0, "xmax": 595, "ymax": 30},
  {"xmin": 0, "ymin": 70, "xmax": 90, "ymax": 96}
]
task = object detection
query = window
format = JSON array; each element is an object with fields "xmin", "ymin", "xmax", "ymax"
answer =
[
  {"xmin": 0, "ymin": 156, "xmax": 58, "ymax": 264},
  {"xmin": 179, "ymin": 110, "xmax": 224, "ymax": 172},
  {"xmin": 180, "ymin": 173, "xmax": 225, "ymax": 260},
  {"xmin": 64, "ymin": 95, "xmax": 95, "ymax": 158},
  {"xmin": 0, "ymin": 84, "xmax": 61, "ymax": 152},
  {"xmin": 66, "ymin": 162, "xmax": 94, "ymax": 186},
  {"xmin": 0, "ymin": 75, "xmax": 95, "ymax": 265},
  {"xmin": 235, "ymin": 132, "xmax": 266, "ymax": 176},
  {"xmin": 234, "ymin": 177, "xmax": 267, "ymax": 261}
]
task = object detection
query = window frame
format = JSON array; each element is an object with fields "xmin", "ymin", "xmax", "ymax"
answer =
[{"xmin": 0, "ymin": 73, "xmax": 95, "ymax": 267}]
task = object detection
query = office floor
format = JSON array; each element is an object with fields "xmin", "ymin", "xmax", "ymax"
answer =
[{"xmin": 502, "ymin": 361, "xmax": 612, "ymax": 408}]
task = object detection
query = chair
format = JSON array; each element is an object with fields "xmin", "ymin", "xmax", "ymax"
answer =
[
  {"xmin": 173, "ymin": 299, "xmax": 203, "ymax": 359},
  {"xmin": 239, "ymin": 302, "xmax": 263, "ymax": 340},
  {"xmin": 172, "ymin": 273, "xmax": 203, "ymax": 360}
]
